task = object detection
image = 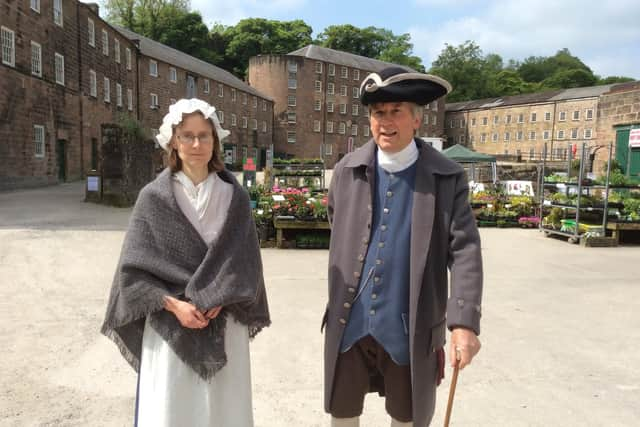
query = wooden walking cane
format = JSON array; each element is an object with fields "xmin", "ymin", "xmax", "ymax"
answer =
[{"xmin": 443, "ymin": 350, "xmax": 461, "ymax": 427}]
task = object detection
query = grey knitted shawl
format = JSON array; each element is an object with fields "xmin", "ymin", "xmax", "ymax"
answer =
[{"xmin": 101, "ymin": 168, "xmax": 270, "ymax": 380}]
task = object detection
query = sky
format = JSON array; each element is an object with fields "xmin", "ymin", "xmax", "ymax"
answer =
[{"xmin": 98, "ymin": 0, "xmax": 640, "ymax": 79}]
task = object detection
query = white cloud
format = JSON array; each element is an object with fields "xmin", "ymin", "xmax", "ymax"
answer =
[
  {"xmin": 409, "ymin": 0, "xmax": 640, "ymax": 78},
  {"xmin": 191, "ymin": 0, "xmax": 307, "ymax": 26}
]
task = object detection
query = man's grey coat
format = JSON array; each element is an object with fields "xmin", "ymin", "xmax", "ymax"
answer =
[{"xmin": 324, "ymin": 138, "xmax": 483, "ymax": 427}]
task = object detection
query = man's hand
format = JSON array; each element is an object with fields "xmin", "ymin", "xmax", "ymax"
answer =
[
  {"xmin": 163, "ymin": 296, "xmax": 209, "ymax": 329},
  {"xmin": 204, "ymin": 306, "xmax": 223, "ymax": 319},
  {"xmin": 449, "ymin": 327, "xmax": 481, "ymax": 369}
]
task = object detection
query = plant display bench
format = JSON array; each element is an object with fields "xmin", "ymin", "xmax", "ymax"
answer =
[
  {"xmin": 274, "ymin": 218, "xmax": 330, "ymax": 248},
  {"xmin": 606, "ymin": 221, "xmax": 640, "ymax": 244}
]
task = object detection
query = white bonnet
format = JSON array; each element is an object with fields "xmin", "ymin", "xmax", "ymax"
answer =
[{"xmin": 155, "ymin": 98, "xmax": 230, "ymax": 152}]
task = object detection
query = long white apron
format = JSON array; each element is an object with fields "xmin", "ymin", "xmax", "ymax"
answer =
[{"xmin": 136, "ymin": 173, "xmax": 253, "ymax": 427}]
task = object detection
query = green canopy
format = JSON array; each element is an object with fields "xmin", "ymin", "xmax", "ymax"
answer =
[{"xmin": 442, "ymin": 144, "xmax": 496, "ymax": 163}]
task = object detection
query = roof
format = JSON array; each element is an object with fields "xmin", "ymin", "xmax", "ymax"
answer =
[
  {"xmin": 442, "ymin": 144, "xmax": 496, "ymax": 163},
  {"xmin": 446, "ymin": 82, "xmax": 631, "ymax": 112},
  {"xmin": 287, "ymin": 45, "xmax": 414, "ymax": 73},
  {"xmin": 114, "ymin": 26, "xmax": 272, "ymax": 101}
]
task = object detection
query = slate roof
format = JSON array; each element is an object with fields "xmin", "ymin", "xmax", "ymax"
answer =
[{"xmin": 287, "ymin": 45, "xmax": 414, "ymax": 73}]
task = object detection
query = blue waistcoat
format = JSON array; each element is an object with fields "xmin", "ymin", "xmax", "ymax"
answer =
[{"xmin": 340, "ymin": 162, "xmax": 416, "ymax": 365}]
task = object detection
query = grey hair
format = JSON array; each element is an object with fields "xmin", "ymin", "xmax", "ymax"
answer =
[{"xmin": 366, "ymin": 102, "xmax": 424, "ymax": 121}]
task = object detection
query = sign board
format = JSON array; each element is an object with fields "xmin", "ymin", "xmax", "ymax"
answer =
[
  {"xmin": 501, "ymin": 180, "xmax": 534, "ymax": 196},
  {"xmin": 224, "ymin": 149, "xmax": 233, "ymax": 164},
  {"xmin": 629, "ymin": 129, "xmax": 640, "ymax": 148},
  {"xmin": 87, "ymin": 176, "xmax": 100, "ymax": 192},
  {"xmin": 243, "ymin": 157, "xmax": 256, "ymax": 171}
]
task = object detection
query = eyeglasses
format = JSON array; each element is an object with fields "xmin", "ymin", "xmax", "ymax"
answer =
[{"xmin": 176, "ymin": 134, "xmax": 214, "ymax": 145}]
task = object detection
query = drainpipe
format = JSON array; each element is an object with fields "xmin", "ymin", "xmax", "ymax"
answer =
[{"xmin": 76, "ymin": 2, "xmax": 85, "ymax": 178}]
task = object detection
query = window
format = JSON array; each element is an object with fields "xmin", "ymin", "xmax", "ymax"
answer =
[
  {"xmin": 471, "ymin": 117, "xmax": 476, "ymax": 126},
  {"xmin": 559, "ymin": 111, "xmax": 566, "ymax": 121},
  {"xmin": 449, "ymin": 119, "xmax": 455, "ymax": 129},
  {"xmin": 288, "ymin": 95, "xmax": 296, "ymax": 107},
  {"xmin": 325, "ymin": 144, "xmax": 333, "ymax": 155},
  {"xmin": 543, "ymin": 130, "xmax": 550, "ymax": 140},
  {"xmin": 327, "ymin": 101, "xmax": 334, "ymax": 113},
  {"xmin": 571, "ymin": 128, "xmax": 578, "ymax": 139},
  {"xmin": 114, "ymin": 39, "xmax": 120, "ymax": 63},
  {"xmin": 149, "ymin": 60, "xmax": 158, "ymax": 77},
  {"xmin": 529, "ymin": 131, "xmax": 536, "ymax": 140},
  {"xmin": 314, "ymin": 100, "xmax": 321, "ymax": 111},
  {"xmin": 481, "ymin": 117, "xmax": 488, "ymax": 126},
  {"xmin": 217, "ymin": 110, "xmax": 225, "ymax": 124},
  {"xmin": 242, "ymin": 93, "xmax": 247, "ymax": 105},
  {"xmin": 339, "ymin": 104, "xmax": 347, "ymax": 115},
  {"xmin": 314, "ymin": 120, "xmax": 321, "ymax": 132},
  {"xmin": 287, "ymin": 112, "xmax": 296, "ymax": 123},
  {"xmin": 459, "ymin": 135, "xmax": 465, "ymax": 144},
  {"xmin": 169, "ymin": 67, "xmax": 177, "ymax": 83},
  {"xmin": 287, "ymin": 60, "xmax": 297, "ymax": 73},
  {"xmin": 517, "ymin": 131, "xmax": 523, "ymax": 141},
  {"xmin": 340, "ymin": 85, "xmax": 347, "ymax": 96},
  {"xmin": 1, "ymin": 26, "xmax": 15, "ymax": 67},
  {"xmin": 585, "ymin": 128, "xmax": 592, "ymax": 139},
  {"xmin": 231, "ymin": 89, "xmax": 236, "ymax": 102},
  {"xmin": 31, "ymin": 0, "xmax": 40, "ymax": 13},
  {"xmin": 242, "ymin": 117, "xmax": 248, "ymax": 128},
  {"xmin": 217, "ymin": 84, "xmax": 224, "ymax": 97},
  {"xmin": 364, "ymin": 126, "xmax": 370, "ymax": 137},
  {"xmin": 251, "ymin": 119, "xmax": 257, "ymax": 130},
  {"xmin": 339, "ymin": 122, "xmax": 346, "ymax": 134},
  {"xmin": 126, "ymin": 48, "xmax": 131, "ymax": 70},
  {"xmin": 586, "ymin": 109, "xmax": 594, "ymax": 120},
  {"xmin": 116, "ymin": 83, "xmax": 122, "ymax": 107},
  {"xmin": 352, "ymin": 104, "xmax": 359, "ymax": 116},
  {"xmin": 103, "ymin": 77, "xmax": 110, "ymax": 103},
  {"xmin": 492, "ymin": 133, "xmax": 498, "ymax": 142},
  {"xmin": 432, "ymin": 116, "xmax": 437, "ymax": 126},
  {"xmin": 327, "ymin": 83, "xmax": 335, "ymax": 95},
  {"xmin": 328, "ymin": 64, "xmax": 335, "ymax": 76},
  {"xmin": 504, "ymin": 132, "xmax": 510, "ymax": 142},
  {"xmin": 572, "ymin": 110, "xmax": 580, "ymax": 121},
  {"xmin": 480, "ymin": 133, "xmax": 486, "ymax": 143},
  {"xmin": 287, "ymin": 131, "xmax": 296, "ymax": 143},
  {"xmin": 557, "ymin": 130, "xmax": 565, "ymax": 139},
  {"xmin": 529, "ymin": 148, "xmax": 535, "ymax": 159},
  {"xmin": 34, "ymin": 125, "xmax": 45, "ymax": 157},
  {"xmin": 150, "ymin": 93, "xmax": 158, "ymax": 109},
  {"xmin": 54, "ymin": 53, "xmax": 65, "ymax": 85},
  {"xmin": 352, "ymin": 87, "xmax": 359, "ymax": 98},
  {"xmin": 203, "ymin": 79, "xmax": 210, "ymax": 94},
  {"xmin": 341, "ymin": 66, "xmax": 348, "ymax": 78},
  {"xmin": 517, "ymin": 113, "xmax": 524, "ymax": 123},
  {"xmin": 470, "ymin": 135, "xmax": 475, "ymax": 144},
  {"xmin": 423, "ymin": 114, "xmax": 429, "ymax": 125},
  {"xmin": 102, "ymin": 30, "xmax": 108, "ymax": 56},
  {"xmin": 505, "ymin": 114, "xmax": 511, "ymax": 124},
  {"xmin": 545, "ymin": 111, "xmax": 551, "ymax": 121},
  {"xmin": 351, "ymin": 124, "xmax": 358, "ymax": 136},
  {"xmin": 353, "ymin": 69, "xmax": 360, "ymax": 80},
  {"xmin": 493, "ymin": 115, "xmax": 499, "ymax": 124},
  {"xmin": 31, "ymin": 41, "xmax": 42, "ymax": 77},
  {"xmin": 263, "ymin": 100, "xmax": 267, "ymax": 111},
  {"xmin": 253, "ymin": 96, "xmax": 257, "ymax": 108},
  {"xmin": 88, "ymin": 18, "xmax": 95, "ymax": 47},
  {"xmin": 231, "ymin": 114, "xmax": 237, "ymax": 126},
  {"xmin": 127, "ymin": 88, "xmax": 133, "ymax": 111},
  {"xmin": 315, "ymin": 61, "xmax": 322, "ymax": 73},
  {"xmin": 432, "ymin": 101, "xmax": 438, "ymax": 111},
  {"xmin": 461, "ymin": 119, "xmax": 466, "ymax": 128},
  {"xmin": 288, "ymin": 76, "xmax": 297, "ymax": 89},
  {"xmin": 262, "ymin": 121, "xmax": 267, "ymax": 133},
  {"xmin": 315, "ymin": 80, "xmax": 322, "ymax": 92},
  {"xmin": 53, "ymin": 0, "xmax": 63, "ymax": 26},
  {"xmin": 327, "ymin": 121, "xmax": 334, "ymax": 133},
  {"xmin": 89, "ymin": 70, "xmax": 97, "ymax": 97},
  {"xmin": 530, "ymin": 112, "xmax": 537, "ymax": 122}
]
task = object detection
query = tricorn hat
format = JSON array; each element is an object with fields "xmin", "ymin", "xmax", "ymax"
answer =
[{"xmin": 359, "ymin": 66, "xmax": 452, "ymax": 106}]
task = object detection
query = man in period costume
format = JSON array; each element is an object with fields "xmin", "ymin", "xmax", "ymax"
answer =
[{"xmin": 323, "ymin": 67, "xmax": 483, "ymax": 427}]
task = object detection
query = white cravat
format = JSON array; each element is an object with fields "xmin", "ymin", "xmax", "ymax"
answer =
[
  {"xmin": 173, "ymin": 171, "xmax": 216, "ymax": 220},
  {"xmin": 377, "ymin": 139, "xmax": 419, "ymax": 173}
]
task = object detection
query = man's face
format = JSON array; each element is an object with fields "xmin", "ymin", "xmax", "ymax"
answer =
[{"xmin": 369, "ymin": 102, "xmax": 421, "ymax": 153}]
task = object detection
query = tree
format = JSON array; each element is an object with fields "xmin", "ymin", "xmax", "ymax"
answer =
[
  {"xmin": 104, "ymin": 0, "xmax": 190, "ymax": 39},
  {"xmin": 597, "ymin": 76, "xmax": 635, "ymax": 85},
  {"xmin": 541, "ymin": 68, "xmax": 598, "ymax": 89},
  {"xmin": 315, "ymin": 25, "xmax": 425, "ymax": 71}
]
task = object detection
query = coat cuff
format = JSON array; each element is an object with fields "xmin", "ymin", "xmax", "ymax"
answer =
[{"xmin": 446, "ymin": 297, "xmax": 481, "ymax": 335}]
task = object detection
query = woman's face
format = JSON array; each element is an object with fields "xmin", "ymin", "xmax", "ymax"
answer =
[{"xmin": 171, "ymin": 113, "xmax": 215, "ymax": 172}]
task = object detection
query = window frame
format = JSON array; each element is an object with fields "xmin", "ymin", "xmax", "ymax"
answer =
[{"xmin": 31, "ymin": 41, "xmax": 42, "ymax": 77}]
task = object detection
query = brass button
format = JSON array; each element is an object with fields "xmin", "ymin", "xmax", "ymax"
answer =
[
  {"xmin": 369, "ymin": 309, "xmax": 376, "ymax": 315},
  {"xmin": 381, "ymin": 225, "xmax": 387, "ymax": 231},
  {"xmin": 375, "ymin": 259, "xmax": 382, "ymax": 265},
  {"xmin": 367, "ymin": 204, "xmax": 372, "ymax": 211},
  {"xmin": 339, "ymin": 318, "xmax": 347, "ymax": 324},
  {"xmin": 378, "ymin": 242, "xmax": 385, "ymax": 248},
  {"xmin": 386, "ymin": 191, "xmax": 393, "ymax": 197},
  {"xmin": 348, "ymin": 287, "xmax": 356, "ymax": 293},
  {"xmin": 371, "ymin": 293, "xmax": 377, "ymax": 299},
  {"xmin": 383, "ymin": 208, "xmax": 390, "ymax": 214},
  {"xmin": 354, "ymin": 271, "xmax": 361, "ymax": 278},
  {"xmin": 374, "ymin": 277, "xmax": 380, "ymax": 283},
  {"xmin": 362, "ymin": 237, "xmax": 369, "ymax": 244},
  {"xmin": 343, "ymin": 302, "xmax": 351, "ymax": 308},
  {"xmin": 358, "ymin": 254, "xmax": 365, "ymax": 262}
]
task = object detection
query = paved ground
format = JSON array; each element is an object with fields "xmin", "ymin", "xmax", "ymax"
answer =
[{"xmin": 1, "ymin": 182, "xmax": 639, "ymax": 427}]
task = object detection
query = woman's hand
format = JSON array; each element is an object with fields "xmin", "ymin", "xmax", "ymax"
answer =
[{"xmin": 163, "ymin": 296, "xmax": 209, "ymax": 329}]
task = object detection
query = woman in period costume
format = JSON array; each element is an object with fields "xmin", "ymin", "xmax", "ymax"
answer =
[{"xmin": 101, "ymin": 98, "xmax": 270, "ymax": 427}]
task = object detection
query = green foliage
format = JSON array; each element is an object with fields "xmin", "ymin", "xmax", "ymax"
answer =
[
  {"xmin": 116, "ymin": 114, "xmax": 146, "ymax": 142},
  {"xmin": 315, "ymin": 25, "xmax": 425, "ymax": 72}
]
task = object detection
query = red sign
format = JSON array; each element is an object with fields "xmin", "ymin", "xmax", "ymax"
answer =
[
  {"xmin": 243, "ymin": 157, "xmax": 256, "ymax": 171},
  {"xmin": 629, "ymin": 129, "xmax": 640, "ymax": 148}
]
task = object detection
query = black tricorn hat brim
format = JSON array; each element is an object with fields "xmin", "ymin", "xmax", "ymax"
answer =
[{"xmin": 360, "ymin": 69, "xmax": 453, "ymax": 106}]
